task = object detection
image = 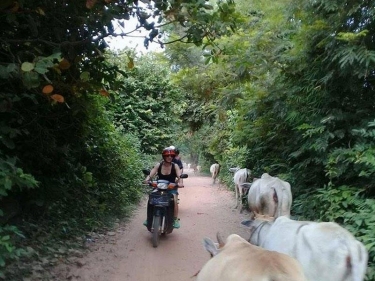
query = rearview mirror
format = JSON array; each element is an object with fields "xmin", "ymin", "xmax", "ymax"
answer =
[
  {"xmin": 180, "ymin": 174, "xmax": 188, "ymax": 179},
  {"xmin": 142, "ymin": 169, "xmax": 150, "ymax": 175}
]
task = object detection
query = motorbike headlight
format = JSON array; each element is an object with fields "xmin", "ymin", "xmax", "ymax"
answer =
[{"xmin": 157, "ymin": 183, "xmax": 169, "ymax": 190}]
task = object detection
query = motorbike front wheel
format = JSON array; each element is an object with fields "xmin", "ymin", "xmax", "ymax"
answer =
[{"xmin": 152, "ymin": 215, "xmax": 161, "ymax": 248}]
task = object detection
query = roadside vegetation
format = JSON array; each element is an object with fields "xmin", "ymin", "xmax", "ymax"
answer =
[
  {"xmin": 169, "ymin": 1, "xmax": 375, "ymax": 279},
  {"xmin": 1, "ymin": 0, "xmax": 374, "ymax": 280}
]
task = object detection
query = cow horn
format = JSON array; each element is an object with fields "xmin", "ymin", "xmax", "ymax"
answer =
[
  {"xmin": 252, "ymin": 211, "xmax": 258, "ymax": 218},
  {"xmin": 216, "ymin": 232, "xmax": 225, "ymax": 248}
]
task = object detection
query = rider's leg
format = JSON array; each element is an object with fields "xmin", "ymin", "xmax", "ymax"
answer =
[
  {"xmin": 173, "ymin": 194, "xmax": 178, "ymax": 218},
  {"xmin": 173, "ymin": 194, "xmax": 180, "ymax": 228},
  {"xmin": 143, "ymin": 200, "xmax": 153, "ymax": 226}
]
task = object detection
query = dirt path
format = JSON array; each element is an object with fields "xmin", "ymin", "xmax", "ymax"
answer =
[{"xmin": 51, "ymin": 169, "xmax": 251, "ymax": 281}]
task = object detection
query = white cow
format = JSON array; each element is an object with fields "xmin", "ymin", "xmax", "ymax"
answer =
[
  {"xmin": 192, "ymin": 164, "xmax": 198, "ymax": 173},
  {"xmin": 242, "ymin": 173, "xmax": 292, "ymax": 218},
  {"xmin": 232, "ymin": 168, "xmax": 251, "ymax": 212},
  {"xmin": 210, "ymin": 163, "xmax": 220, "ymax": 184},
  {"xmin": 229, "ymin": 167, "xmax": 240, "ymax": 173},
  {"xmin": 197, "ymin": 233, "xmax": 307, "ymax": 281},
  {"xmin": 241, "ymin": 216, "xmax": 368, "ymax": 281}
]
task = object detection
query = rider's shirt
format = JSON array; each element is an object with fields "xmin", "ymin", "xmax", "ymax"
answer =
[
  {"xmin": 173, "ymin": 158, "xmax": 183, "ymax": 170},
  {"xmin": 158, "ymin": 161, "xmax": 177, "ymax": 183}
]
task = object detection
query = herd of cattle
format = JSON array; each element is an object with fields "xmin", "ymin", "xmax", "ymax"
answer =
[{"xmin": 196, "ymin": 164, "xmax": 369, "ymax": 281}]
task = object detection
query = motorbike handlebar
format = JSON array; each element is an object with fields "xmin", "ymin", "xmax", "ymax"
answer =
[{"xmin": 143, "ymin": 180, "xmax": 183, "ymax": 190}]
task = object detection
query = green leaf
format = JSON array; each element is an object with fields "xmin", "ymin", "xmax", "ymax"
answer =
[
  {"xmin": 21, "ymin": 62, "xmax": 35, "ymax": 72},
  {"xmin": 7, "ymin": 63, "xmax": 17, "ymax": 74},
  {"xmin": 80, "ymin": 71, "xmax": 90, "ymax": 81},
  {"xmin": 0, "ymin": 137, "xmax": 15, "ymax": 149},
  {"xmin": 35, "ymin": 60, "xmax": 53, "ymax": 74},
  {"xmin": 0, "ymin": 66, "xmax": 9, "ymax": 79},
  {"xmin": 0, "ymin": 257, "xmax": 5, "ymax": 267},
  {"xmin": 3, "ymin": 177, "xmax": 12, "ymax": 192},
  {"xmin": 1, "ymin": 235, "xmax": 10, "ymax": 241},
  {"xmin": 22, "ymin": 71, "xmax": 40, "ymax": 89}
]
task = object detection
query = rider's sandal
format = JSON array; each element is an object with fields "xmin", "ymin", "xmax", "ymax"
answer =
[{"xmin": 173, "ymin": 218, "xmax": 180, "ymax": 229}]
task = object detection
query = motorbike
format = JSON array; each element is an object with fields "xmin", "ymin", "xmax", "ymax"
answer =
[{"xmin": 142, "ymin": 169, "xmax": 188, "ymax": 248}]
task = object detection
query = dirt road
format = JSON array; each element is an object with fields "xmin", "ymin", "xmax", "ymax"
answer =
[{"xmin": 52, "ymin": 170, "xmax": 251, "ymax": 281}]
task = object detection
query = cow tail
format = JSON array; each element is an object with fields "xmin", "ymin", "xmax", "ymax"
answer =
[
  {"xmin": 273, "ymin": 186, "xmax": 291, "ymax": 217},
  {"xmin": 246, "ymin": 168, "xmax": 250, "ymax": 181},
  {"xmin": 191, "ymin": 270, "xmax": 200, "ymax": 278},
  {"xmin": 272, "ymin": 187, "xmax": 281, "ymax": 218},
  {"xmin": 347, "ymin": 240, "xmax": 368, "ymax": 281}
]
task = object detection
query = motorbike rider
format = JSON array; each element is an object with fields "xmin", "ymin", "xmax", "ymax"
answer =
[
  {"xmin": 143, "ymin": 147, "xmax": 182, "ymax": 229},
  {"xmin": 169, "ymin": 145, "xmax": 184, "ymax": 186},
  {"xmin": 169, "ymin": 146, "xmax": 183, "ymax": 172}
]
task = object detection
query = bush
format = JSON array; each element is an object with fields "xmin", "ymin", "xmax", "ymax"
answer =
[{"xmin": 293, "ymin": 185, "xmax": 375, "ymax": 280}]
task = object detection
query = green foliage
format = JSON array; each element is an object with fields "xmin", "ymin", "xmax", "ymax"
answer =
[
  {"xmin": 168, "ymin": 4, "xmax": 375, "ymax": 280},
  {"xmin": 1, "ymin": 0, "xmax": 375, "ymax": 278},
  {"xmin": 326, "ymin": 121, "xmax": 375, "ymax": 188},
  {"xmin": 0, "ymin": 0, "xmax": 242, "ymax": 276},
  {"xmin": 161, "ymin": 1, "xmax": 375, "ymax": 279},
  {"xmin": 0, "ymin": 225, "xmax": 27, "ymax": 277},
  {"xmin": 0, "ymin": 92, "xmax": 146, "ymax": 279},
  {"xmin": 32, "ymin": 95, "xmax": 145, "ymax": 231},
  {"xmin": 0, "ymin": 0, "xmax": 239, "ymax": 99},
  {"xmin": 0, "ymin": 155, "xmax": 38, "ymax": 197},
  {"xmin": 293, "ymin": 185, "xmax": 375, "ymax": 280},
  {"xmin": 0, "ymin": 152, "xmax": 37, "ymax": 275},
  {"xmin": 106, "ymin": 52, "xmax": 183, "ymax": 154}
]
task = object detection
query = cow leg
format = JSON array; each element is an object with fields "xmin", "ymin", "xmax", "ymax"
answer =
[
  {"xmin": 234, "ymin": 184, "xmax": 239, "ymax": 208},
  {"xmin": 239, "ymin": 187, "xmax": 243, "ymax": 213},
  {"xmin": 241, "ymin": 187, "xmax": 249, "ymax": 214}
]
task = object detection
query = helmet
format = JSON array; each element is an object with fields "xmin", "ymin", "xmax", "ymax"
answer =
[
  {"xmin": 162, "ymin": 147, "xmax": 176, "ymax": 158},
  {"xmin": 169, "ymin": 145, "xmax": 179, "ymax": 155}
]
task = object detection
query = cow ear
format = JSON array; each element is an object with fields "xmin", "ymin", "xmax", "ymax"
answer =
[
  {"xmin": 240, "ymin": 182, "xmax": 252, "ymax": 189},
  {"xmin": 202, "ymin": 237, "xmax": 219, "ymax": 257},
  {"xmin": 241, "ymin": 219, "xmax": 254, "ymax": 228}
]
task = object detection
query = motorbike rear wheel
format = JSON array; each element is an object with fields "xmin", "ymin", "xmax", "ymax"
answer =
[{"xmin": 152, "ymin": 215, "xmax": 161, "ymax": 248}]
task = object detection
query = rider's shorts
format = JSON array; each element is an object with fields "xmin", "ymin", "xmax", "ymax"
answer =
[{"xmin": 168, "ymin": 188, "xmax": 178, "ymax": 195}]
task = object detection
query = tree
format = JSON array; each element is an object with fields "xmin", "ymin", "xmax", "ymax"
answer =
[{"xmin": 106, "ymin": 51, "xmax": 183, "ymax": 154}]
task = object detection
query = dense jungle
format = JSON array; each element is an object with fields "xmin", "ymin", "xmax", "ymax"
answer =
[{"xmin": 0, "ymin": 0, "xmax": 374, "ymax": 280}]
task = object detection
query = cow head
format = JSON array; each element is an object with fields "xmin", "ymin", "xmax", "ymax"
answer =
[
  {"xmin": 241, "ymin": 217, "xmax": 273, "ymax": 245},
  {"xmin": 229, "ymin": 167, "xmax": 240, "ymax": 173},
  {"xmin": 240, "ymin": 182, "xmax": 252, "ymax": 189},
  {"xmin": 202, "ymin": 232, "xmax": 225, "ymax": 257},
  {"xmin": 241, "ymin": 218, "xmax": 257, "ymax": 234}
]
